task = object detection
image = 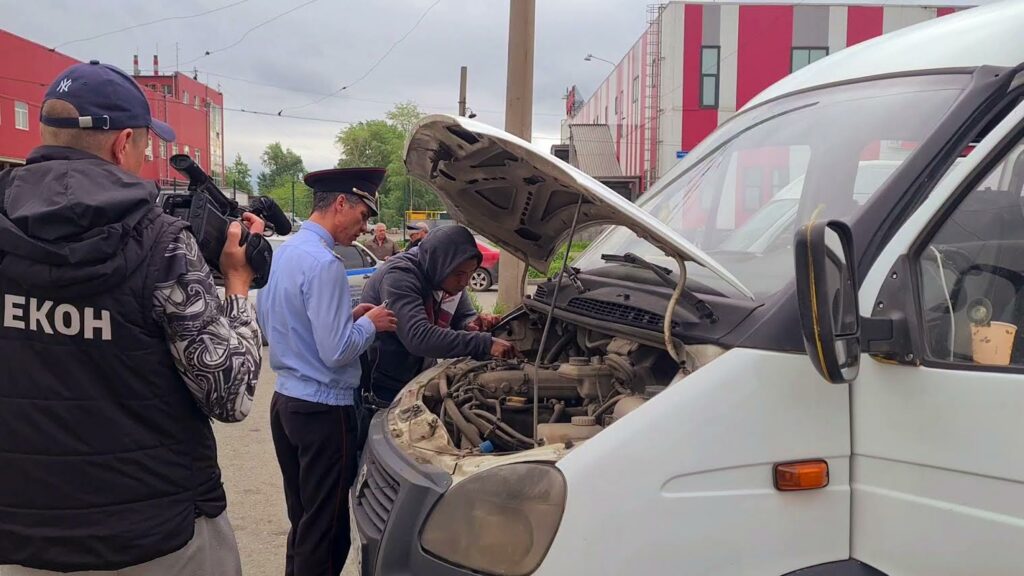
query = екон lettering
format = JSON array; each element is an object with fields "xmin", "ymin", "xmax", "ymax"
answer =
[{"xmin": 2, "ymin": 294, "xmax": 112, "ymax": 341}]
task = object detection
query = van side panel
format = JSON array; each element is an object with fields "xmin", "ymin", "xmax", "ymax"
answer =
[{"xmin": 537, "ymin": 349, "xmax": 851, "ymax": 576}]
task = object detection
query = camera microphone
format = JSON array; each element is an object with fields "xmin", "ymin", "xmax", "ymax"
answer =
[{"xmin": 249, "ymin": 196, "xmax": 293, "ymax": 236}]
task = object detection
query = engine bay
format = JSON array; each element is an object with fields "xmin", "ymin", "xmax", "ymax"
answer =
[{"xmin": 412, "ymin": 308, "xmax": 724, "ymax": 454}]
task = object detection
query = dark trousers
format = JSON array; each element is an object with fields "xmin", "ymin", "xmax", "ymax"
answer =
[{"xmin": 270, "ymin": 392, "xmax": 358, "ymax": 576}]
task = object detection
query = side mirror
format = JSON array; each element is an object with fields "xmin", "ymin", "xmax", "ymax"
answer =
[{"xmin": 794, "ymin": 219, "xmax": 861, "ymax": 383}]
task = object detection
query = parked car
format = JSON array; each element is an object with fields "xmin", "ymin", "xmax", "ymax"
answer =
[
  {"xmin": 469, "ymin": 236, "xmax": 500, "ymax": 291},
  {"xmin": 351, "ymin": 4, "xmax": 1024, "ymax": 576}
]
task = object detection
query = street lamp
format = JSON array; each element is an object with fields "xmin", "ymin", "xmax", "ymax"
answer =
[{"xmin": 584, "ymin": 53, "xmax": 615, "ymax": 66}]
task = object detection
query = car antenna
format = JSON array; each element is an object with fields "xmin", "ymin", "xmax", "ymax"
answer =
[{"xmin": 531, "ymin": 193, "xmax": 586, "ymax": 447}]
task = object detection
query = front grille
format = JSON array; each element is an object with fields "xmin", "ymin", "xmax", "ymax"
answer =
[
  {"xmin": 566, "ymin": 297, "xmax": 679, "ymax": 331},
  {"xmin": 355, "ymin": 456, "xmax": 400, "ymax": 537}
]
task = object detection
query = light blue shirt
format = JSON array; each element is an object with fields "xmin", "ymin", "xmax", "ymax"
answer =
[{"xmin": 257, "ymin": 221, "xmax": 376, "ymax": 406}]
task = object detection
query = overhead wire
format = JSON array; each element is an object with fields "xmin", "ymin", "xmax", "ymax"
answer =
[
  {"xmin": 179, "ymin": 0, "xmax": 321, "ymax": 67},
  {"xmin": 52, "ymin": 0, "xmax": 252, "ymax": 50},
  {"xmin": 280, "ymin": 0, "xmax": 442, "ymax": 113}
]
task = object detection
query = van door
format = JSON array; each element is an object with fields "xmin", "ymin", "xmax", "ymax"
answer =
[{"xmin": 852, "ymin": 102, "xmax": 1024, "ymax": 575}]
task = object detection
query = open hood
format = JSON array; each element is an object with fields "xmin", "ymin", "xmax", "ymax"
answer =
[{"xmin": 404, "ymin": 115, "xmax": 754, "ymax": 300}]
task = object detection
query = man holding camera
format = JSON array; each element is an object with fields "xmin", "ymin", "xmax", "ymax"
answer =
[
  {"xmin": 258, "ymin": 168, "xmax": 397, "ymax": 576},
  {"xmin": 0, "ymin": 61, "xmax": 264, "ymax": 574}
]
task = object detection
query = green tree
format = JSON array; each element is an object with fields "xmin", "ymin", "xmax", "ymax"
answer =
[
  {"xmin": 334, "ymin": 103, "xmax": 443, "ymax": 228},
  {"xmin": 257, "ymin": 142, "xmax": 305, "ymax": 194},
  {"xmin": 264, "ymin": 179, "xmax": 314, "ymax": 220},
  {"xmin": 386, "ymin": 101, "xmax": 424, "ymax": 135},
  {"xmin": 224, "ymin": 153, "xmax": 253, "ymax": 194}
]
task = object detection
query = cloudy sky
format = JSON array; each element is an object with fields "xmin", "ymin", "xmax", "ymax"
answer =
[{"xmin": 2, "ymin": 0, "xmax": 653, "ymax": 177}]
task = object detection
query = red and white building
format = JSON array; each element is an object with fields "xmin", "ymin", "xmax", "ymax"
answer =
[
  {"xmin": 0, "ymin": 29, "xmax": 225, "ymax": 186},
  {"xmin": 563, "ymin": 1, "xmax": 976, "ymax": 191}
]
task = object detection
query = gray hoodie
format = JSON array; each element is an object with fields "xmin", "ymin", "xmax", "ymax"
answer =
[{"xmin": 360, "ymin": 225, "xmax": 490, "ymax": 401}]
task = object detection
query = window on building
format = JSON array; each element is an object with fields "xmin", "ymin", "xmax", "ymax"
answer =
[
  {"xmin": 159, "ymin": 140, "xmax": 167, "ymax": 159},
  {"xmin": 619, "ymin": 90, "xmax": 624, "ymax": 119},
  {"xmin": 182, "ymin": 90, "xmax": 189, "ymax": 104},
  {"xmin": 700, "ymin": 46, "xmax": 720, "ymax": 108},
  {"xmin": 771, "ymin": 167, "xmax": 788, "ymax": 195},
  {"xmin": 194, "ymin": 95, "xmax": 200, "ymax": 110},
  {"xmin": 743, "ymin": 166, "xmax": 763, "ymax": 210},
  {"xmin": 632, "ymin": 75, "xmax": 640, "ymax": 124},
  {"xmin": 145, "ymin": 137, "xmax": 153, "ymax": 161},
  {"xmin": 184, "ymin": 145, "xmax": 190, "ymax": 156},
  {"xmin": 195, "ymin": 149, "xmax": 201, "ymax": 167},
  {"xmin": 15, "ymin": 101, "xmax": 29, "ymax": 130},
  {"xmin": 172, "ymin": 143, "xmax": 179, "ymax": 156},
  {"xmin": 791, "ymin": 47, "xmax": 829, "ymax": 72},
  {"xmin": 163, "ymin": 85, "xmax": 173, "ymax": 96},
  {"xmin": 614, "ymin": 94, "xmax": 620, "ymax": 119}
]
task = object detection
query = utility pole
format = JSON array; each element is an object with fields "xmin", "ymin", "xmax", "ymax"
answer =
[
  {"xmin": 497, "ymin": 0, "xmax": 535, "ymax": 310},
  {"xmin": 458, "ymin": 66, "xmax": 468, "ymax": 117}
]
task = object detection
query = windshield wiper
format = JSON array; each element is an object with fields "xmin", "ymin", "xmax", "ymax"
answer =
[{"xmin": 600, "ymin": 253, "xmax": 718, "ymax": 323}]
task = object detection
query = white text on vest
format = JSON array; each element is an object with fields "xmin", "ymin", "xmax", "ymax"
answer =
[{"xmin": 2, "ymin": 294, "xmax": 112, "ymax": 341}]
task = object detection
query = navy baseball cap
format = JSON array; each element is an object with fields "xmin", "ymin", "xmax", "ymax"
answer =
[{"xmin": 40, "ymin": 60, "xmax": 176, "ymax": 142}]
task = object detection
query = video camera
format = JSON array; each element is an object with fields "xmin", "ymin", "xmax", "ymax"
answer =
[{"xmin": 160, "ymin": 154, "xmax": 292, "ymax": 288}]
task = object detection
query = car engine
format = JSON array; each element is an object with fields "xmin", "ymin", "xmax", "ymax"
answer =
[{"xmin": 419, "ymin": 313, "xmax": 692, "ymax": 453}]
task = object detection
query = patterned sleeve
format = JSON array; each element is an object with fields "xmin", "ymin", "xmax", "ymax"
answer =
[{"xmin": 151, "ymin": 230, "xmax": 262, "ymax": 423}]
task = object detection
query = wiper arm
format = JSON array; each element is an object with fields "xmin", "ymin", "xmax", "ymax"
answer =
[
  {"xmin": 601, "ymin": 252, "xmax": 718, "ymax": 324},
  {"xmin": 601, "ymin": 253, "xmax": 674, "ymax": 285}
]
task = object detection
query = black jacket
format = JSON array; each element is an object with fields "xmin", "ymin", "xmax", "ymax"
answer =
[
  {"xmin": 361, "ymin": 225, "xmax": 490, "ymax": 401},
  {"xmin": 0, "ymin": 147, "xmax": 224, "ymax": 571}
]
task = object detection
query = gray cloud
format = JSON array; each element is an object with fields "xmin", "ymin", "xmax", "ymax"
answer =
[{"xmin": 2, "ymin": 0, "xmax": 651, "ymax": 176}]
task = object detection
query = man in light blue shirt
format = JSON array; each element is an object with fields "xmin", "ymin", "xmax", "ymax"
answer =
[{"xmin": 258, "ymin": 167, "xmax": 396, "ymax": 576}]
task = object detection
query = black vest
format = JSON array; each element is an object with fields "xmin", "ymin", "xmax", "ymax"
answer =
[{"xmin": 0, "ymin": 206, "xmax": 227, "ymax": 571}]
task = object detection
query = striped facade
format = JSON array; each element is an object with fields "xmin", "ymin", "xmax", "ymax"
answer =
[{"xmin": 567, "ymin": 2, "xmax": 970, "ymax": 191}]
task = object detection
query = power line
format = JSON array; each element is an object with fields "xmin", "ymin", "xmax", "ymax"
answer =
[
  {"xmin": 52, "ymin": 0, "xmax": 252, "ymax": 50},
  {"xmin": 179, "ymin": 0, "xmax": 321, "ymax": 67},
  {"xmin": 281, "ymin": 0, "xmax": 442, "ymax": 114},
  {"xmin": 188, "ymin": 68, "xmax": 568, "ymax": 117}
]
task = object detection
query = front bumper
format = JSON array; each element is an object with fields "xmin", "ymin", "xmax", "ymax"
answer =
[{"xmin": 352, "ymin": 409, "xmax": 480, "ymax": 576}]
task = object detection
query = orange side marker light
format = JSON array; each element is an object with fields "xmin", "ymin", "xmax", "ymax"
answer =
[{"xmin": 774, "ymin": 460, "xmax": 829, "ymax": 491}]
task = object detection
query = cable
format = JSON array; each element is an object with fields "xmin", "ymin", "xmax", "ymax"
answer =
[
  {"xmin": 179, "ymin": 0, "xmax": 321, "ymax": 67},
  {"xmin": 53, "ymin": 0, "xmax": 252, "ymax": 49},
  {"xmin": 281, "ymin": 0, "xmax": 442, "ymax": 114},
  {"xmin": 930, "ymin": 246, "xmax": 956, "ymax": 361}
]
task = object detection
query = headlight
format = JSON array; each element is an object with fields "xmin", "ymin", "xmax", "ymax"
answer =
[{"xmin": 420, "ymin": 463, "xmax": 566, "ymax": 575}]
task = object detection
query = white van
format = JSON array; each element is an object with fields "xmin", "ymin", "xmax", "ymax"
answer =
[{"xmin": 350, "ymin": 3, "xmax": 1024, "ymax": 575}]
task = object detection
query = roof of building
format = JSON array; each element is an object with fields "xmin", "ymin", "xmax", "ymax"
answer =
[{"xmin": 568, "ymin": 124, "xmax": 623, "ymax": 177}]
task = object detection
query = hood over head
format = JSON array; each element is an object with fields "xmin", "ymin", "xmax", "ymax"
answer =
[
  {"xmin": 0, "ymin": 146, "xmax": 161, "ymax": 294},
  {"xmin": 416, "ymin": 225, "xmax": 482, "ymax": 289}
]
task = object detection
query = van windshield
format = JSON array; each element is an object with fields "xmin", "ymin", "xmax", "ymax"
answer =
[{"xmin": 576, "ymin": 73, "xmax": 971, "ymax": 298}]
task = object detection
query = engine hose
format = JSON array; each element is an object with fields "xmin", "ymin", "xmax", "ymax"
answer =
[
  {"xmin": 544, "ymin": 330, "xmax": 575, "ymax": 364},
  {"xmin": 605, "ymin": 354, "xmax": 636, "ymax": 385},
  {"xmin": 440, "ymin": 373, "xmax": 483, "ymax": 447},
  {"xmin": 461, "ymin": 408, "xmax": 523, "ymax": 452},
  {"xmin": 471, "ymin": 390, "xmax": 502, "ymax": 420},
  {"xmin": 470, "ymin": 410, "xmax": 535, "ymax": 448},
  {"xmin": 549, "ymin": 402, "xmax": 565, "ymax": 423},
  {"xmin": 664, "ymin": 254, "xmax": 688, "ymax": 365},
  {"xmin": 593, "ymin": 394, "xmax": 626, "ymax": 419}
]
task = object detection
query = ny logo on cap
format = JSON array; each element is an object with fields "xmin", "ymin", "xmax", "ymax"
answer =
[{"xmin": 57, "ymin": 78, "xmax": 72, "ymax": 93}]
